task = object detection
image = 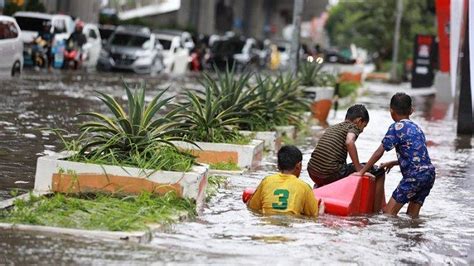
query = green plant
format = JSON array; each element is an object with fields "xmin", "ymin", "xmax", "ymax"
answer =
[
  {"xmin": 338, "ymin": 82, "xmax": 360, "ymax": 98},
  {"xmin": 209, "ymin": 161, "xmax": 241, "ymax": 171},
  {"xmin": 61, "ymin": 82, "xmax": 195, "ymax": 172},
  {"xmin": 176, "ymin": 85, "xmax": 250, "ymax": 143},
  {"xmin": 247, "ymin": 74, "xmax": 310, "ymax": 131},
  {"xmin": 206, "ymin": 175, "xmax": 229, "ymax": 201},
  {"xmin": 299, "ymin": 62, "xmax": 337, "ymax": 87},
  {"xmin": 0, "ymin": 192, "xmax": 196, "ymax": 232},
  {"xmin": 202, "ymin": 66, "xmax": 276, "ymax": 131}
]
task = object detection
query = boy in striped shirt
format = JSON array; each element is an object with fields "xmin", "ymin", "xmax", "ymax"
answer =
[{"xmin": 307, "ymin": 104, "xmax": 385, "ymax": 212}]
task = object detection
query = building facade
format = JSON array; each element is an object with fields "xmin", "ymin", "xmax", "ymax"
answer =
[
  {"xmin": 110, "ymin": 0, "xmax": 328, "ymax": 40},
  {"xmin": 40, "ymin": 0, "xmax": 101, "ymax": 23}
]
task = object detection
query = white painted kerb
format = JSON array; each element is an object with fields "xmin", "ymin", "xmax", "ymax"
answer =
[
  {"xmin": 239, "ymin": 131, "xmax": 280, "ymax": 151},
  {"xmin": 33, "ymin": 153, "xmax": 208, "ymax": 204},
  {"xmin": 172, "ymin": 140, "xmax": 264, "ymax": 169}
]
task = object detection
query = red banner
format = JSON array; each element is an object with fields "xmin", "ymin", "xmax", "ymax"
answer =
[{"xmin": 436, "ymin": 0, "xmax": 450, "ymax": 72}]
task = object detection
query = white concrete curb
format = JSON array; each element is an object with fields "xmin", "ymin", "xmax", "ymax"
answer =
[
  {"xmin": 172, "ymin": 140, "xmax": 264, "ymax": 169},
  {"xmin": 33, "ymin": 153, "xmax": 209, "ymax": 210},
  {"xmin": 239, "ymin": 131, "xmax": 281, "ymax": 151}
]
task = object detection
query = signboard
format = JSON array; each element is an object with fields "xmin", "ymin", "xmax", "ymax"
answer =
[{"xmin": 411, "ymin": 34, "xmax": 436, "ymax": 88}]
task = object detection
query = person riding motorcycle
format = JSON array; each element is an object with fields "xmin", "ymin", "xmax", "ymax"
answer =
[
  {"xmin": 63, "ymin": 20, "xmax": 87, "ymax": 69},
  {"xmin": 33, "ymin": 21, "xmax": 55, "ymax": 71}
]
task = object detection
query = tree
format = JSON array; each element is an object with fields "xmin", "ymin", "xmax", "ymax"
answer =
[
  {"xmin": 325, "ymin": 0, "xmax": 436, "ymax": 70},
  {"xmin": 24, "ymin": 0, "xmax": 46, "ymax": 13}
]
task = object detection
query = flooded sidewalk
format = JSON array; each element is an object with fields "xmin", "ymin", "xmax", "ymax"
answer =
[{"xmin": 0, "ymin": 74, "xmax": 472, "ymax": 264}]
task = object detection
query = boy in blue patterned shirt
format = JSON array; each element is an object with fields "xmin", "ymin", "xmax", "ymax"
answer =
[{"xmin": 357, "ymin": 93, "xmax": 435, "ymax": 218}]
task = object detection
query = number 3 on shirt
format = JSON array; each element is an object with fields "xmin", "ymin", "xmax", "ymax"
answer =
[{"xmin": 272, "ymin": 189, "xmax": 289, "ymax": 210}]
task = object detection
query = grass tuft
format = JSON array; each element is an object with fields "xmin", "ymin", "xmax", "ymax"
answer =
[
  {"xmin": 209, "ymin": 161, "xmax": 241, "ymax": 171},
  {"xmin": 206, "ymin": 175, "xmax": 229, "ymax": 201},
  {"xmin": 0, "ymin": 192, "xmax": 196, "ymax": 232}
]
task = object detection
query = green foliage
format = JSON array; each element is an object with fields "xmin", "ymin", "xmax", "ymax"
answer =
[
  {"xmin": 338, "ymin": 82, "xmax": 360, "ymax": 98},
  {"xmin": 3, "ymin": 0, "xmax": 45, "ymax": 16},
  {"xmin": 325, "ymin": 0, "xmax": 436, "ymax": 68},
  {"xmin": 176, "ymin": 67, "xmax": 255, "ymax": 143},
  {"xmin": 299, "ymin": 62, "xmax": 337, "ymax": 87},
  {"xmin": 3, "ymin": 3, "xmax": 23, "ymax": 16},
  {"xmin": 67, "ymin": 143, "xmax": 195, "ymax": 172},
  {"xmin": 247, "ymin": 74, "xmax": 310, "ymax": 131},
  {"xmin": 24, "ymin": 0, "xmax": 46, "ymax": 12},
  {"xmin": 176, "ymin": 85, "xmax": 249, "ymax": 143},
  {"xmin": 61, "ymin": 82, "xmax": 195, "ymax": 172},
  {"xmin": 209, "ymin": 161, "xmax": 241, "ymax": 171},
  {"xmin": 206, "ymin": 175, "xmax": 229, "ymax": 201},
  {"xmin": 0, "ymin": 192, "xmax": 196, "ymax": 232}
]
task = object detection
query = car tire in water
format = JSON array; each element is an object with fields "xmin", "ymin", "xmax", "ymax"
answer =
[{"xmin": 11, "ymin": 61, "xmax": 21, "ymax": 77}]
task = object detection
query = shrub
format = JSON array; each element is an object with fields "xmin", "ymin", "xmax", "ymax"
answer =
[
  {"xmin": 63, "ymin": 82, "xmax": 195, "ymax": 172},
  {"xmin": 299, "ymin": 61, "xmax": 337, "ymax": 87}
]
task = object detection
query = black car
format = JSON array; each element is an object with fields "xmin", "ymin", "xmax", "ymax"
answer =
[{"xmin": 204, "ymin": 37, "xmax": 245, "ymax": 70}]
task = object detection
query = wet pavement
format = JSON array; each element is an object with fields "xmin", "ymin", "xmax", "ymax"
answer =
[{"xmin": 0, "ymin": 72, "xmax": 473, "ymax": 264}]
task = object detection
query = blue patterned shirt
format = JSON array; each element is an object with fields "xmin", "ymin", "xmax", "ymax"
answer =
[{"xmin": 382, "ymin": 119, "xmax": 434, "ymax": 179}]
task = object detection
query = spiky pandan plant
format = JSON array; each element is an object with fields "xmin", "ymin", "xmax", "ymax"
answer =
[
  {"xmin": 248, "ymin": 73, "xmax": 310, "ymax": 131},
  {"xmin": 299, "ymin": 61, "xmax": 337, "ymax": 87},
  {"xmin": 201, "ymin": 66, "xmax": 263, "ymax": 118},
  {"xmin": 176, "ymin": 85, "xmax": 249, "ymax": 143},
  {"xmin": 72, "ymin": 82, "xmax": 195, "ymax": 171}
]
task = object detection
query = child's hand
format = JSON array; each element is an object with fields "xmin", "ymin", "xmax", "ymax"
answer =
[
  {"xmin": 354, "ymin": 171, "xmax": 375, "ymax": 180},
  {"xmin": 380, "ymin": 161, "xmax": 396, "ymax": 174}
]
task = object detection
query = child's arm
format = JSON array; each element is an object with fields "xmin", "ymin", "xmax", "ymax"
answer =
[
  {"xmin": 380, "ymin": 160, "xmax": 399, "ymax": 173},
  {"xmin": 303, "ymin": 188, "xmax": 319, "ymax": 217},
  {"xmin": 357, "ymin": 144, "xmax": 385, "ymax": 176},
  {"xmin": 247, "ymin": 180, "xmax": 265, "ymax": 211},
  {"xmin": 346, "ymin": 132, "xmax": 363, "ymax": 171}
]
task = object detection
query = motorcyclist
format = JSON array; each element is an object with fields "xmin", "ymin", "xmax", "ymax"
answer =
[
  {"xmin": 33, "ymin": 21, "xmax": 55, "ymax": 71},
  {"xmin": 64, "ymin": 20, "xmax": 87, "ymax": 69}
]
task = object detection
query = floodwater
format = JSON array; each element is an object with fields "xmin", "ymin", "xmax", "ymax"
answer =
[{"xmin": 0, "ymin": 72, "xmax": 473, "ymax": 264}]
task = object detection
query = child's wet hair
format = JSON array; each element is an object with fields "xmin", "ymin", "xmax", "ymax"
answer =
[
  {"xmin": 277, "ymin": 145, "xmax": 302, "ymax": 171},
  {"xmin": 390, "ymin": 92, "xmax": 412, "ymax": 115},
  {"xmin": 345, "ymin": 104, "xmax": 369, "ymax": 123}
]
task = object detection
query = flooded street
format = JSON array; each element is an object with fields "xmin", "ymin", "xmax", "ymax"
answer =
[{"xmin": 0, "ymin": 72, "xmax": 473, "ymax": 264}]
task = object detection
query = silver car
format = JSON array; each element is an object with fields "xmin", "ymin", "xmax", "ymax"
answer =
[
  {"xmin": 0, "ymin": 15, "xmax": 23, "ymax": 77},
  {"xmin": 97, "ymin": 26, "xmax": 164, "ymax": 74}
]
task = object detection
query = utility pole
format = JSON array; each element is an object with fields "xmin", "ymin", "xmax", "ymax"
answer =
[
  {"xmin": 290, "ymin": 0, "xmax": 304, "ymax": 76},
  {"xmin": 390, "ymin": 0, "xmax": 403, "ymax": 82}
]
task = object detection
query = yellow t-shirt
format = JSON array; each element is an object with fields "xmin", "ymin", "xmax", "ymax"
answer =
[{"xmin": 247, "ymin": 173, "xmax": 319, "ymax": 217}]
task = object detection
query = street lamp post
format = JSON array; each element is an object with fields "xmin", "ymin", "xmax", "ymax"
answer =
[
  {"xmin": 390, "ymin": 0, "xmax": 403, "ymax": 82},
  {"xmin": 290, "ymin": 0, "xmax": 304, "ymax": 76}
]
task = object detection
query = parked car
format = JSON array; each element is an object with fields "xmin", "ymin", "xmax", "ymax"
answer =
[
  {"xmin": 0, "ymin": 16, "xmax": 23, "ymax": 77},
  {"xmin": 82, "ymin": 23, "xmax": 102, "ymax": 68},
  {"xmin": 204, "ymin": 36, "xmax": 245, "ymax": 70},
  {"xmin": 13, "ymin": 12, "xmax": 74, "ymax": 67},
  {"xmin": 97, "ymin": 26, "xmax": 164, "ymax": 74},
  {"xmin": 154, "ymin": 31, "xmax": 191, "ymax": 74},
  {"xmin": 98, "ymin": 24, "xmax": 116, "ymax": 45},
  {"xmin": 324, "ymin": 49, "xmax": 356, "ymax": 64}
]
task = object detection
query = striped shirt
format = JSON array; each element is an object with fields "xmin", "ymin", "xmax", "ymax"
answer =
[{"xmin": 307, "ymin": 121, "xmax": 361, "ymax": 176}]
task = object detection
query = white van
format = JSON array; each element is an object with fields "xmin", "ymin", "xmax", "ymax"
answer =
[
  {"xmin": 0, "ymin": 16, "xmax": 23, "ymax": 77},
  {"xmin": 13, "ymin": 12, "xmax": 74, "ymax": 66}
]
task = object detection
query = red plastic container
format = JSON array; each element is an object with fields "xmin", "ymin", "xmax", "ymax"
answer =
[{"xmin": 242, "ymin": 174, "xmax": 385, "ymax": 216}]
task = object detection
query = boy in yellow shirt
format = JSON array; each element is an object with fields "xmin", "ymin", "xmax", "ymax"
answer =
[{"xmin": 247, "ymin": 145, "xmax": 319, "ymax": 217}]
